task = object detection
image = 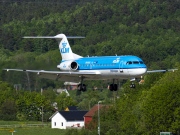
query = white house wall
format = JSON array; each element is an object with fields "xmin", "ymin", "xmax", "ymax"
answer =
[
  {"xmin": 51, "ymin": 113, "xmax": 66, "ymax": 129},
  {"xmin": 66, "ymin": 121, "xmax": 84, "ymax": 128}
]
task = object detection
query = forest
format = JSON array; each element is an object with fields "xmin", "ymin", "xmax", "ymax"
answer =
[{"xmin": 0, "ymin": 0, "xmax": 180, "ymax": 134}]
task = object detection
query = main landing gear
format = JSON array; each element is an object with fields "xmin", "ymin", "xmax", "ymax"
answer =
[
  {"xmin": 108, "ymin": 79, "xmax": 118, "ymax": 91},
  {"xmin": 77, "ymin": 76, "xmax": 87, "ymax": 92},
  {"xmin": 77, "ymin": 83, "xmax": 87, "ymax": 92},
  {"xmin": 109, "ymin": 84, "xmax": 118, "ymax": 91}
]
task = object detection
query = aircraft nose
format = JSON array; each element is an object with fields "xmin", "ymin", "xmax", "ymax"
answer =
[
  {"xmin": 140, "ymin": 63, "xmax": 147, "ymax": 73},
  {"xmin": 142, "ymin": 67, "xmax": 147, "ymax": 74}
]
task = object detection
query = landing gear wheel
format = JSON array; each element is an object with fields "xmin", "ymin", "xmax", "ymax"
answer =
[
  {"xmin": 109, "ymin": 84, "xmax": 114, "ymax": 91},
  {"xmin": 113, "ymin": 84, "xmax": 118, "ymax": 91},
  {"xmin": 109, "ymin": 84, "xmax": 118, "ymax": 91},
  {"xmin": 78, "ymin": 84, "xmax": 87, "ymax": 91},
  {"xmin": 130, "ymin": 84, "xmax": 135, "ymax": 88}
]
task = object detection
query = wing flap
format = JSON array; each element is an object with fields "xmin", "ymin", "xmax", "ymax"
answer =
[
  {"xmin": 4, "ymin": 68, "xmax": 100, "ymax": 74},
  {"xmin": 4, "ymin": 69, "xmax": 101, "ymax": 82}
]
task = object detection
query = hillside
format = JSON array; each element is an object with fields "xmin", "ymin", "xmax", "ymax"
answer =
[{"xmin": 1, "ymin": 0, "xmax": 179, "ymax": 60}]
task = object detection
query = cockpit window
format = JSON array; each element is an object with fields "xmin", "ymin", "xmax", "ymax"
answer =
[
  {"xmin": 126, "ymin": 61, "xmax": 132, "ymax": 65},
  {"xmin": 127, "ymin": 61, "xmax": 144, "ymax": 65}
]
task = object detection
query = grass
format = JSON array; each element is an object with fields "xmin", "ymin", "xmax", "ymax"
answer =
[
  {"xmin": 0, "ymin": 127, "xmax": 66, "ymax": 135},
  {"xmin": 0, "ymin": 121, "xmax": 43, "ymax": 125},
  {"xmin": 0, "ymin": 121, "xmax": 66, "ymax": 135}
]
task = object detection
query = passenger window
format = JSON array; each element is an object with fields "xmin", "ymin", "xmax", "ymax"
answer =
[{"xmin": 133, "ymin": 61, "xmax": 139, "ymax": 64}]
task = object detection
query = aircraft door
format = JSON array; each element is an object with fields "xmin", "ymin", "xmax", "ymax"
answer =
[
  {"xmin": 119, "ymin": 58, "xmax": 123, "ymax": 73},
  {"xmin": 90, "ymin": 63, "xmax": 93, "ymax": 69}
]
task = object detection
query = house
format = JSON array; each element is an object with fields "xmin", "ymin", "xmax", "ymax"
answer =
[
  {"xmin": 50, "ymin": 111, "xmax": 88, "ymax": 129},
  {"xmin": 84, "ymin": 104, "xmax": 104, "ymax": 129},
  {"xmin": 64, "ymin": 82, "xmax": 79, "ymax": 90},
  {"xmin": 56, "ymin": 88, "xmax": 70, "ymax": 96}
]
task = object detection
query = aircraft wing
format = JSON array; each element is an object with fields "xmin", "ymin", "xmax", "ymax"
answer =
[
  {"xmin": 4, "ymin": 69, "xmax": 101, "ymax": 82},
  {"xmin": 147, "ymin": 69, "xmax": 178, "ymax": 73}
]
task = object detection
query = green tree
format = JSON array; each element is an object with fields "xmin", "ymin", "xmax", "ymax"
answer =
[
  {"xmin": 141, "ymin": 69, "xmax": 180, "ymax": 134},
  {"xmin": 55, "ymin": 92, "xmax": 76, "ymax": 110},
  {"xmin": 0, "ymin": 99, "xmax": 17, "ymax": 120}
]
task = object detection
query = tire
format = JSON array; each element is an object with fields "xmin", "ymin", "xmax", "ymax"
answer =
[
  {"xmin": 78, "ymin": 84, "xmax": 86, "ymax": 91},
  {"xmin": 113, "ymin": 84, "xmax": 118, "ymax": 91},
  {"xmin": 109, "ymin": 84, "xmax": 114, "ymax": 91}
]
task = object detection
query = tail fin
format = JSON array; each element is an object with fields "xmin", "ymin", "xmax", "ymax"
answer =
[
  {"xmin": 23, "ymin": 34, "xmax": 84, "ymax": 61},
  {"xmin": 55, "ymin": 34, "xmax": 83, "ymax": 60}
]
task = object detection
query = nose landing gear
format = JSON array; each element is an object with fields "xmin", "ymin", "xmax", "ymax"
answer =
[
  {"xmin": 129, "ymin": 78, "xmax": 137, "ymax": 88},
  {"xmin": 130, "ymin": 83, "xmax": 135, "ymax": 88}
]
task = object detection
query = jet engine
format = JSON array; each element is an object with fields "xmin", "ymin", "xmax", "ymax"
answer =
[{"xmin": 57, "ymin": 61, "xmax": 79, "ymax": 71}]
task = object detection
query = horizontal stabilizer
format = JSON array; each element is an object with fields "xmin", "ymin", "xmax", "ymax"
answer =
[
  {"xmin": 23, "ymin": 34, "xmax": 84, "ymax": 60},
  {"xmin": 23, "ymin": 36, "xmax": 85, "ymax": 39}
]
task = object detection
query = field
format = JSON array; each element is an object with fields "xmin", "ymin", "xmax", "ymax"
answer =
[
  {"xmin": 0, "ymin": 121, "xmax": 66, "ymax": 135},
  {"xmin": 0, "ymin": 128, "xmax": 66, "ymax": 135}
]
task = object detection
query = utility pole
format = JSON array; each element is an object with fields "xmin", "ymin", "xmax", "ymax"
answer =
[
  {"xmin": 98, "ymin": 101, "xmax": 102, "ymax": 135},
  {"xmin": 41, "ymin": 106, "xmax": 44, "ymax": 124}
]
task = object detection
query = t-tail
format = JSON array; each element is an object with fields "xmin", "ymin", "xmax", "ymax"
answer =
[
  {"xmin": 55, "ymin": 34, "xmax": 84, "ymax": 61},
  {"xmin": 23, "ymin": 34, "xmax": 84, "ymax": 61}
]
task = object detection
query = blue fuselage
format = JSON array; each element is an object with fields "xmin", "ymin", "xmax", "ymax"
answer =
[
  {"xmin": 73, "ymin": 55, "xmax": 146, "ymax": 70},
  {"xmin": 58, "ymin": 55, "xmax": 147, "ymax": 80}
]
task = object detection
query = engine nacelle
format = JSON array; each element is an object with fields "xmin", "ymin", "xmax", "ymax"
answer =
[{"xmin": 57, "ymin": 61, "xmax": 79, "ymax": 71}]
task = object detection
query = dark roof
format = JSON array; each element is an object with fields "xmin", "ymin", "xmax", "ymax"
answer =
[
  {"xmin": 68, "ymin": 106, "xmax": 77, "ymax": 111},
  {"xmin": 59, "ymin": 111, "xmax": 88, "ymax": 121},
  {"xmin": 84, "ymin": 104, "xmax": 104, "ymax": 117}
]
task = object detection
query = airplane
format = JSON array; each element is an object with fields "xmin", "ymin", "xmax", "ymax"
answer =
[{"xmin": 4, "ymin": 34, "xmax": 178, "ymax": 91}]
